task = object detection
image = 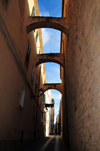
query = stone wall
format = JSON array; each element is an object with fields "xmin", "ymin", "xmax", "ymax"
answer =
[
  {"xmin": 64, "ymin": 0, "xmax": 100, "ymax": 150},
  {"xmin": 0, "ymin": 0, "xmax": 44, "ymax": 150}
]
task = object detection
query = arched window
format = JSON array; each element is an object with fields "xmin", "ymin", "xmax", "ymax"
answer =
[{"xmin": 31, "ymin": 6, "xmax": 35, "ymax": 16}]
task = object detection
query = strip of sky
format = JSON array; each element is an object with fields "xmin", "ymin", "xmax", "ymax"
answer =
[{"xmin": 38, "ymin": 0, "xmax": 62, "ymax": 123}]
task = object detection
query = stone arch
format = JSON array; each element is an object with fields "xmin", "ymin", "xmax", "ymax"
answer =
[
  {"xmin": 43, "ymin": 83, "xmax": 63, "ymax": 94},
  {"xmin": 26, "ymin": 16, "xmax": 69, "ymax": 35},
  {"xmin": 36, "ymin": 53, "xmax": 64, "ymax": 67}
]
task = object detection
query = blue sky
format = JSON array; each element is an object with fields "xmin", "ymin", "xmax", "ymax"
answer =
[{"xmin": 38, "ymin": 0, "xmax": 62, "ymax": 123}]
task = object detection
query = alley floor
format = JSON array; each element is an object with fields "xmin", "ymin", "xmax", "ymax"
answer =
[{"xmin": 25, "ymin": 135, "xmax": 68, "ymax": 151}]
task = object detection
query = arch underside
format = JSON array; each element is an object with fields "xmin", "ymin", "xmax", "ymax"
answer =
[{"xmin": 36, "ymin": 59, "xmax": 63, "ymax": 67}]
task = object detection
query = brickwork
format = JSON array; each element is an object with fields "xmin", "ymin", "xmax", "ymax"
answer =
[{"xmin": 63, "ymin": 0, "xmax": 100, "ymax": 150}]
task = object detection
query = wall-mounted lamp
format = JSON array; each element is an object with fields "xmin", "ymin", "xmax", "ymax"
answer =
[
  {"xmin": 44, "ymin": 103, "xmax": 54, "ymax": 113},
  {"xmin": 30, "ymin": 88, "xmax": 44, "ymax": 99},
  {"xmin": 45, "ymin": 103, "xmax": 54, "ymax": 108}
]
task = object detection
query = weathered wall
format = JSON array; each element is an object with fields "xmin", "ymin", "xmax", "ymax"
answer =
[
  {"xmin": 64, "ymin": 0, "xmax": 100, "ymax": 150},
  {"xmin": 0, "ymin": 0, "xmax": 44, "ymax": 150}
]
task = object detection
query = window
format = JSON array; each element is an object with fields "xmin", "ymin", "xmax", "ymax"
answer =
[
  {"xmin": 36, "ymin": 31, "xmax": 38, "ymax": 43},
  {"xmin": 25, "ymin": 42, "xmax": 31, "ymax": 69},
  {"xmin": 44, "ymin": 79, "xmax": 46, "ymax": 84},
  {"xmin": 35, "ymin": 75, "xmax": 38, "ymax": 92},
  {"xmin": 44, "ymin": 94, "xmax": 46, "ymax": 103},
  {"xmin": 31, "ymin": 6, "xmax": 35, "ymax": 16},
  {"xmin": 19, "ymin": 85, "xmax": 25, "ymax": 108},
  {"xmin": 31, "ymin": 67, "xmax": 34, "ymax": 84},
  {"xmin": 39, "ymin": 49, "xmax": 41, "ymax": 54}
]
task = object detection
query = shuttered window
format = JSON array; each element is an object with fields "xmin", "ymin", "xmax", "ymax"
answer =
[
  {"xmin": 31, "ymin": 6, "xmax": 35, "ymax": 16},
  {"xmin": 25, "ymin": 42, "xmax": 31, "ymax": 69},
  {"xmin": 19, "ymin": 85, "xmax": 25, "ymax": 108},
  {"xmin": 36, "ymin": 31, "xmax": 38, "ymax": 43}
]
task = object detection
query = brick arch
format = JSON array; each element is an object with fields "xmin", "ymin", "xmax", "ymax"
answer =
[
  {"xmin": 43, "ymin": 83, "xmax": 63, "ymax": 94},
  {"xmin": 36, "ymin": 53, "xmax": 64, "ymax": 67},
  {"xmin": 26, "ymin": 16, "xmax": 69, "ymax": 35}
]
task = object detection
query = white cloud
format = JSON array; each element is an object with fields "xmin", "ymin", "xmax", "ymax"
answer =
[
  {"xmin": 40, "ymin": 10, "xmax": 50, "ymax": 16},
  {"xmin": 45, "ymin": 64, "xmax": 61, "ymax": 83},
  {"xmin": 52, "ymin": 93, "xmax": 62, "ymax": 100},
  {"xmin": 39, "ymin": 5, "xmax": 50, "ymax": 17},
  {"xmin": 43, "ymin": 29, "xmax": 61, "ymax": 53},
  {"xmin": 52, "ymin": 66, "xmax": 60, "ymax": 73},
  {"xmin": 41, "ymin": 28, "xmax": 50, "ymax": 46}
]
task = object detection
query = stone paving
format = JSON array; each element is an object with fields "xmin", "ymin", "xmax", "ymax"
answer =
[{"xmin": 25, "ymin": 135, "xmax": 68, "ymax": 151}]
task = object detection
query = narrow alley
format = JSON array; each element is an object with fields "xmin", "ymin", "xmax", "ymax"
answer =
[
  {"xmin": 25, "ymin": 135, "xmax": 67, "ymax": 151},
  {"xmin": 0, "ymin": 0, "xmax": 100, "ymax": 151}
]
